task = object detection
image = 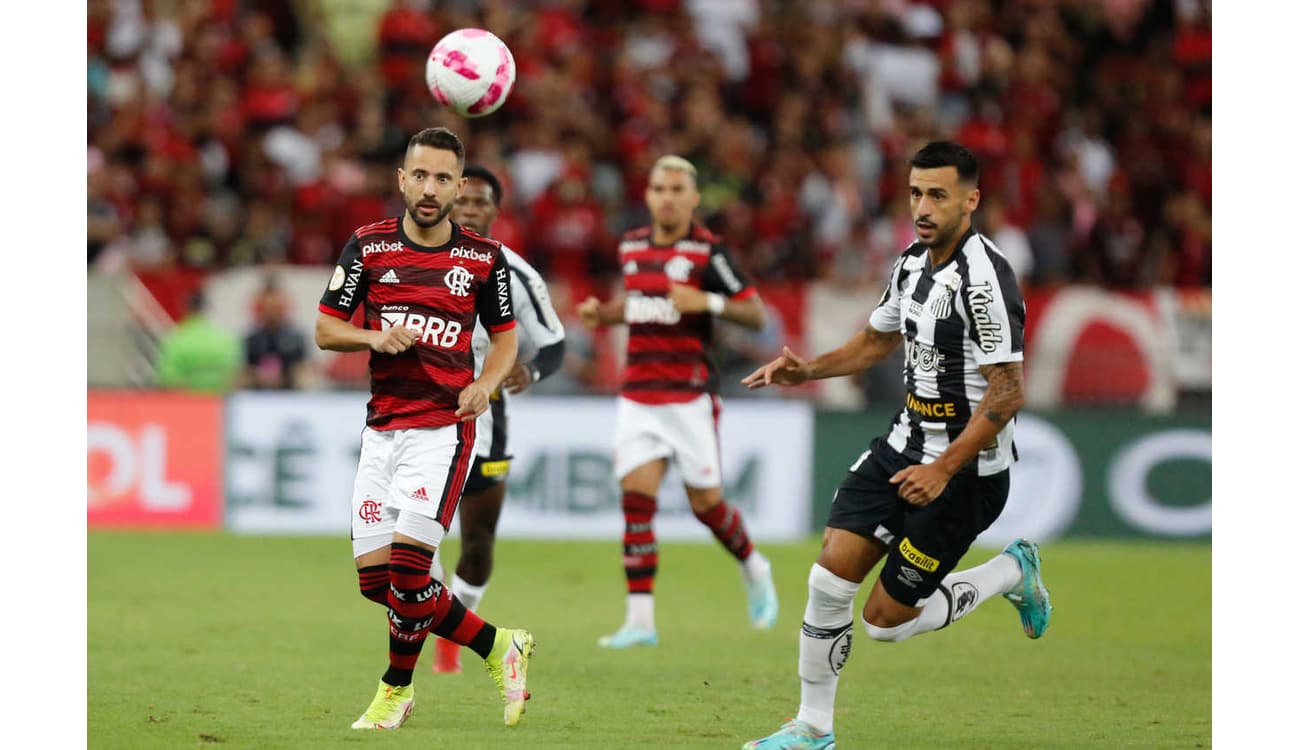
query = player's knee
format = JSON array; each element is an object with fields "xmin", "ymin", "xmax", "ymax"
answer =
[
  {"xmin": 808, "ymin": 563, "xmax": 859, "ymax": 608},
  {"xmin": 862, "ymin": 612, "xmax": 921, "ymax": 642}
]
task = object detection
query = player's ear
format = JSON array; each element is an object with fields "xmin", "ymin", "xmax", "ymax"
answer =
[
  {"xmin": 397, "ymin": 168, "xmax": 405, "ymax": 191},
  {"xmin": 966, "ymin": 187, "xmax": 981, "ymax": 214}
]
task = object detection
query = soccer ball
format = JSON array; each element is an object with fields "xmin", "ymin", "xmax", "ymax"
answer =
[{"xmin": 425, "ymin": 28, "xmax": 517, "ymax": 118}]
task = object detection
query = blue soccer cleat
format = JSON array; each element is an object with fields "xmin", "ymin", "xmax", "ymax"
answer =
[
  {"xmin": 1001, "ymin": 538, "xmax": 1053, "ymax": 639},
  {"xmin": 596, "ymin": 624, "xmax": 659, "ymax": 649},
  {"xmin": 742, "ymin": 719, "xmax": 836, "ymax": 749},
  {"xmin": 745, "ymin": 566, "xmax": 779, "ymax": 630}
]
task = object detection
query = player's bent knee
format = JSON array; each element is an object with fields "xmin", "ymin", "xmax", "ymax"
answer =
[{"xmin": 862, "ymin": 614, "xmax": 921, "ymax": 642}]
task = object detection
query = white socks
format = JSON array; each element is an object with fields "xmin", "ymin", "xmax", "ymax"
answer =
[
  {"xmin": 863, "ymin": 550, "xmax": 1022, "ymax": 642},
  {"xmin": 796, "ymin": 564, "xmax": 860, "ymax": 735},
  {"xmin": 742, "ymin": 550, "xmax": 772, "ymax": 583},
  {"xmin": 450, "ymin": 574, "xmax": 488, "ymax": 612},
  {"xmin": 626, "ymin": 593, "xmax": 655, "ymax": 630}
]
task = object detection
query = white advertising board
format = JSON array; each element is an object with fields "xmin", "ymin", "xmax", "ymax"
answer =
[{"xmin": 226, "ymin": 393, "xmax": 812, "ymax": 541}]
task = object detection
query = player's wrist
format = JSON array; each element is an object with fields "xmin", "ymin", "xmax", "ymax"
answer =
[{"xmin": 706, "ymin": 293, "xmax": 725, "ymax": 315}]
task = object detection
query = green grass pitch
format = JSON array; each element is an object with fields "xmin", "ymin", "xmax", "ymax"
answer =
[{"xmin": 88, "ymin": 532, "xmax": 1209, "ymax": 748}]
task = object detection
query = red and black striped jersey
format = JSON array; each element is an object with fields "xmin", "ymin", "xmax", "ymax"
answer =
[
  {"xmin": 318, "ymin": 218, "xmax": 515, "ymax": 430},
  {"xmin": 618, "ymin": 224, "xmax": 757, "ymax": 405}
]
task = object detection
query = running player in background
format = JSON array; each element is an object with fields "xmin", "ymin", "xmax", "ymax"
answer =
[
  {"xmin": 315, "ymin": 128, "xmax": 534, "ymax": 730},
  {"xmin": 430, "ymin": 164, "xmax": 567, "ymax": 674},
  {"xmin": 577, "ymin": 154, "xmax": 779, "ymax": 649},
  {"xmin": 740, "ymin": 141, "xmax": 1051, "ymax": 750}
]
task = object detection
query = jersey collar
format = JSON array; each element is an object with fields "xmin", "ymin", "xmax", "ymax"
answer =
[{"xmin": 398, "ymin": 218, "xmax": 463, "ymax": 253}]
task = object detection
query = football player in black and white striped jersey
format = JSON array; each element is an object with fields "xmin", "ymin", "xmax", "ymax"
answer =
[
  {"xmin": 741, "ymin": 142, "xmax": 1053, "ymax": 750},
  {"xmin": 429, "ymin": 165, "xmax": 566, "ymax": 674}
]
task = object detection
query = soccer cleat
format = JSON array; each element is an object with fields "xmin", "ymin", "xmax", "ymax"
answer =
[
  {"xmin": 1001, "ymin": 538, "xmax": 1053, "ymax": 639},
  {"xmin": 432, "ymin": 636, "xmax": 462, "ymax": 674},
  {"xmin": 350, "ymin": 681, "xmax": 414, "ymax": 730},
  {"xmin": 742, "ymin": 719, "xmax": 836, "ymax": 749},
  {"xmin": 745, "ymin": 567, "xmax": 779, "ymax": 630},
  {"xmin": 484, "ymin": 628, "xmax": 535, "ymax": 726},
  {"xmin": 596, "ymin": 623, "xmax": 659, "ymax": 649}
]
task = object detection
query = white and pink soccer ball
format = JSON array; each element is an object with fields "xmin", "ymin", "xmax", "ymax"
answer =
[{"xmin": 426, "ymin": 28, "xmax": 516, "ymax": 118}]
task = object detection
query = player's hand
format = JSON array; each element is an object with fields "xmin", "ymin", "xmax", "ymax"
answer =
[
  {"xmin": 889, "ymin": 463, "xmax": 953, "ymax": 506},
  {"xmin": 667, "ymin": 283, "xmax": 708, "ymax": 313},
  {"xmin": 502, "ymin": 362, "xmax": 534, "ymax": 394},
  {"xmin": 370, "ymin": 325, "xmax": 419, "ymax": 355},
  {"xmin": 741, "ymin": 347, "xmax": 812, "ymax": 389},
  {"xmin": 455, "ymin": 381, "xmax": 492, "ymax": 421},
  {"xmin": 577, "ymin": 296, "xmax": 602, "ymax": 330}
]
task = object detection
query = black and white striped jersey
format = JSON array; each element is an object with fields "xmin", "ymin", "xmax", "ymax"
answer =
[
  {"xmin": 471, "ymin": 244, "xmax": 566, "ymax": 457},
  {"xmin": 868, "ymin": 227, "xmax": 1026, "ymax": 476}
]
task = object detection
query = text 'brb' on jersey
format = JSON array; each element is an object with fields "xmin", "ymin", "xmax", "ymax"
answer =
[
  {"xmin": 319, "ymin": 219, "xmax": 515, "ymax": 430},
  {"xmin": 869, "ymin": 228, "xmax": 1026, "ymax": 476},
  {"xmin": 619, "ymin": 225, "xmax": 757, "ymax": 405}
]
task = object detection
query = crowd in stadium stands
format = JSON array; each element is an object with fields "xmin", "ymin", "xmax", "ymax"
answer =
[{"xmin": 88, "ymin": 0, "xmax": 1211, "ymax": 297}]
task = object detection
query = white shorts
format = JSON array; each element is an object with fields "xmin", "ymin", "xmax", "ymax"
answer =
[
  {"xmin": 613, "ymin": 394, "xmax": 722, "ymax": 488},
  {"xmin": 350, "ymin": 422, "xmax": 477, "ymax": 557}
]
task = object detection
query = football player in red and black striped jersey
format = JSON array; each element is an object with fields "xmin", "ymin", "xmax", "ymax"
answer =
[
  {"xmin": 577, "ymin": 155, "xmax": 780, "ymax": 649},
  {"xmin": 316, "ymin": 127, "xmax": 535, "ymax": 729}
]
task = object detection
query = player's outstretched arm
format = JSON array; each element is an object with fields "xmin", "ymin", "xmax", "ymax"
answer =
[
  {"xmin": 743, "ymin": 325, "xmax": 902, "ymax": 389},
  {"xmin": 576, "ymin": 296, "xmax": 625, "ymax": 330},
  {"xmin": 315, "ymin": 312, "xmax": 418, "ymax": 354},
  {"xmin": 458, "ymin": 326, "xmax": 518, "ymax": 420}
]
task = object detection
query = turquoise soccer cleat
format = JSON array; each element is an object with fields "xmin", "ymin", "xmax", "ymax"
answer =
[
  {"xmin": 1001, "ymin": 538, "xmax": 1053, "ymax": 639},
  {"xmin": 596, "ymin": 624, "xmax": 659, "ymax": 649},
  {"xmin": 742, "ymin": 719, "xmax": 836, "ymax": 749},
  {"xmin": 745, "ymin": 567, "xmax": 779, "ymax": 630}
]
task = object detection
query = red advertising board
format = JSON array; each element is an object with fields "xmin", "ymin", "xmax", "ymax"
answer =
[{"xmin": 87, "ymin": 391, "xmax": 223, "ymax": 528}]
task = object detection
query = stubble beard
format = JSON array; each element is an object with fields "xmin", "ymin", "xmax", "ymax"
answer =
[{"xmin": 408, "ymin": 200, "xmax": 453, "ymax": 229}]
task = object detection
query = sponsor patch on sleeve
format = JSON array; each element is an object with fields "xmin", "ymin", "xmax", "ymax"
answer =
[{"xmin": 328, "ymin": 265, "xmax": 345, "ymax": 291}]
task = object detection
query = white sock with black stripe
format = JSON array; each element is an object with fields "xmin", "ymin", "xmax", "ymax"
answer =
[
  {"xmin": 796, "ymin": 564, "xmax": 860, "ymax": 735},
  {"xmin": 865, "ymin": 552, "xmax": 1021, "ymax": 642}
]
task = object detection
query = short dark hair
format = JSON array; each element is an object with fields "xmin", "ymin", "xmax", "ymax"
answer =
[
  {"xmin": 406, "ymin": 127, "xmax": 465, "ymax": 168},
  {"xmin": 909, "ymin": 141, "xmax": 979, "ymax": 185},
  {"xmin": 462, "ymin": 164, "xmax": 504, "ymax": 206}
]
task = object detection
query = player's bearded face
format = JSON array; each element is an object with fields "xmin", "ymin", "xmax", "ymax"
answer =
[
  {"xmin": 909, "ymin": 167, "xmax": 976, "ymax": 249},
  {"xmin": 646, "ymin": 168, "xmax": 700, "ymax": 232},
  {"xmin": 400, "ymin": 146, "xmax": 463, "ymax": 229}
]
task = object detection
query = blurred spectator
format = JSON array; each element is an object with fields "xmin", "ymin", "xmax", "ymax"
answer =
[
  {"xmin": 86, "ymin": 0, "xmax": 1211, "ymax": 394},
  {"xmin": 154, "ymin": 291, "xmax": 241, "ymax": 393},
  {"xmin": 979, "ymin": 195, "xmax": 1034, "ymax": 286},
  {"xmin": 241, "ymin": 275, "xmax": 310, "ymax": 390}
]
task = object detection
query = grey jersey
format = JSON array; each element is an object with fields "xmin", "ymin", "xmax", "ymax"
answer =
[
  {"xmin": 471, "ymin": 244, "xmax": 565, "ymax": 458},
  {"xmin": 868, "ymin": 228, "xmax": 1026, "ymax": 476}
]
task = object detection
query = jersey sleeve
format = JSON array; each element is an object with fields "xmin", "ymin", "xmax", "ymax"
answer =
[
  {"xmin": 476, "ymin": 250, "xmax": 516, "ymax": 332},
  {"xmin": 961, "ymin": 248, "xmax": 1026, "ymax": 365},
  {"xmin": 509, "ymin": 258, "xmax": 566, "ymax": 349},
  {"xmin": 701, "ymin": 243, "xmax": 757, "ymax": 300},
  {"xmin": 318, "ymin": 234, "xmax": 367, "ymax": 320},
  {"xmin": 867, "ymin": 256, "xmax": 906, "ymax": 333}
]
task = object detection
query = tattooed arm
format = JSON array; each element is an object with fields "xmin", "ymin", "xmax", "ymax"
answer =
[{"xmin": 889, "ymin": 361, "xmax": 1026, "ymax": 505}]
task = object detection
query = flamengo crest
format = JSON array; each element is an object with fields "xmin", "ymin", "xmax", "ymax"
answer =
[{"xmin": 445, "ymin": 265, "xmax": 473, "ymax": 296}]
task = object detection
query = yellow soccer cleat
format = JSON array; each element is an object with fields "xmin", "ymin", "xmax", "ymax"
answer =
[
  {"xmin": 484, "ymin": 628, "xmax": 535, "ymax": 726},
  {"xmin": 350, "ymin": 681, "xmax": 414, "ymax": 730}
]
